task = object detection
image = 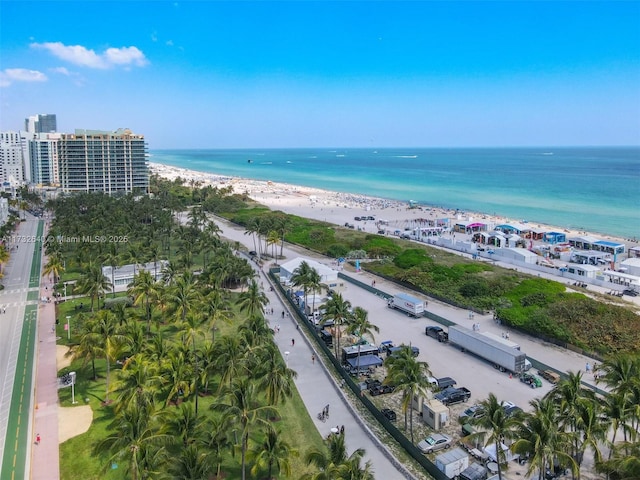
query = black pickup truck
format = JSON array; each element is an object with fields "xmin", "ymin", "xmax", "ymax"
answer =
[{"xmin": 434, "ymin": 386, "xmax": 471, "ymax": 405}]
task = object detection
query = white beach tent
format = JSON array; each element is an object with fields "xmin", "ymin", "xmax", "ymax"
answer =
[{"xmin": 279, "ymin": 257, "xmax": 339, "ymax": 286}]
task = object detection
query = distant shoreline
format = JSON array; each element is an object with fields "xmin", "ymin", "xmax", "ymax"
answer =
[{"xmin": 149, "ymin": 162, "xmax": 639, "ymax": 258}]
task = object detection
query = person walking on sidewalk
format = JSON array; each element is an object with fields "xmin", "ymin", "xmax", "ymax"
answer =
[
  {"xmin": 35, "ymin": 433, "xmax": 41, "ymax": 445},
  {"xmin": 312, "ymin": 354, "xmax": 315, "ymax": 364}
]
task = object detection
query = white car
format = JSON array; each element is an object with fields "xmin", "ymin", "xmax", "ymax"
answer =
[{"xmin": 417, "ymin": 433, "xmax": 453, "ymax": 453}]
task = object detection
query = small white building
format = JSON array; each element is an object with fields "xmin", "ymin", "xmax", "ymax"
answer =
[
  {"xmin": 619, "ymin": 258, "xmax": 640, "ymax": 278},
  {"xmin": 279, "ymin": 257, "xmax": 342, "ymax": 291},
  {"xmin": 491, "ymin": 247, "xmax": 539, "ymax": 264},
  {"xmin": 102, "ymin": 260, "xmax": 168, "ymax": 293}
]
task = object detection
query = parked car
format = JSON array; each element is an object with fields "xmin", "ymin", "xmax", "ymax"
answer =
[
  {"xmin": 623, "ymin": 288, "xmax": 639, "ymax": 297},
  {"xmin": 381, "ymin": 408, "xmax": 397, "ymax": 421},
  {"xmin": 434, "ymin": 387, "xmax": 471, "ymax": 405},
  {"xmin": 370, "ymin": 384, "xmax": 395, "ymax": 396},
  {"xmin": 417, "ymin": 433, "xmax": 453, "ymax": 453},
  {"xmin": 459, "ymin": 404, "xmax": 484, "ymax": 422},
  {"xmin": 249, "ymin": 250, "xmax": 257, "ymax": 256}
]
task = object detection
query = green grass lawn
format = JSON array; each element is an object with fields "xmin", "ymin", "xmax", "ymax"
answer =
[{"xmin": 57, "ymin": 296, "xmax": 325, "ymax": 479}]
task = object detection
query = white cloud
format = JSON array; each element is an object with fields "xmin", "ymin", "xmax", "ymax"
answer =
[
  {"xmin": 0, "ymin": 68, "xmax": 47, "ymax": 87},
  {"xmin": 49, "ymin": 66, "xmax": 86, "ymax": 86},
  {"xmin": 151, "ymin": 31, "xmax": 158, "ymax": 42},
  {"xmin": 31, "ymin": 42, "xmax": 149, "ymax": 69},
  {"xmin": 166, "ymin": 40, "xmax": 174, "ymax": 46},
  {"xmin": 104, "ymin": 46, "xmax": 148, "ymax": 67},
  {"xmin": 51, "ymin": 66, "xmax": 70, "ymax": 75}
]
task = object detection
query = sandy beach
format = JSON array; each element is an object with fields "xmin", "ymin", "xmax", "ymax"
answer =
[{"xmin": 150, "ymin": 162, "xmax": 637, "ymax": 253}]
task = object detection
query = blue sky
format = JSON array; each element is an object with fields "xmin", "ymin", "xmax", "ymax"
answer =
[{"xmin": 1, "ymin": 1, "xmax": 639, "ymax": 148}]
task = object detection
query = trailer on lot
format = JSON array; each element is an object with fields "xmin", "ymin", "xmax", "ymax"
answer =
[{"xmin": 448, "ymin": 325, "xmax": 527, "ymax": 375}]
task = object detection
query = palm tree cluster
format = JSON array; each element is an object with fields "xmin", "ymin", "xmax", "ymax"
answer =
[
  {"xmin": 70, "ymin": 269, "xmax": 299, "ymax": 479},
  {"xmin": 467, "ymin": 355, "xmax": 640, "ymax": 480},
  {"xmin": 302, "ymin": 432, "xmax": 375, "ymax": 479},
  {"xmin": 50, "ymin": 186, "xmax": 381, "ymax": 479}
]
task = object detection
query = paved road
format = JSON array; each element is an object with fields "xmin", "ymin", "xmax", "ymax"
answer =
[{"xmin": 0, "ymin": 216, "xmax": 43, "ymax": 479}]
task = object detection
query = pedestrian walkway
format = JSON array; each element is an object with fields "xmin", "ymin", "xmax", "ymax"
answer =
[
  {"xmin": 230, "ymin": 244, "xmax": 413, "ymax": 477},
  {"xmin": 31, "ymin": 237, "xmax": 61, "ymax": 479}
]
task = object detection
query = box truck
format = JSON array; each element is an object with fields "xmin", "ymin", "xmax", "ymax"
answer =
[
  {"xmin": 435, "ymin": 447, "xmax": 470, "ymax": 479},
  {"xmin": 448, "ymin": 325, "xmax": 527, "ymax": 374},
  {"xmin": 387, "ymin": 293, "xmax": 425, "ymax": 317}
]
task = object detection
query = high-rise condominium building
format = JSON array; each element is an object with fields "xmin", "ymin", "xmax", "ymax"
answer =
[
  {"xmin": 0, "ymin": 131, "xmax": 26, "ymax": 187},
  {"xmin": 57, "ymin": 128, "xmax": 148, "ymax": 194},
  {"xmin": 25, "ymin": 114, "xmax": 57, "ymax": 134},
  {"xmin": 29, "ymin": 133, "xmax": 60, "ymax": 185}
]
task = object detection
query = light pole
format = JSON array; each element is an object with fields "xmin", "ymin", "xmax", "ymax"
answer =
[
  {"xmin": 70, "ymin": 371, "xmax": 77, "ymax": 404},
  {"xmin": 66, "ymin": 315, "xmax": 71, "ymax": 341},
  {"xmin": 284, "ymin": 351, "xmax": 290, "ymax": 367},
  {"xmin": 64, "ymin": 282, "xmax": 67, "ymax": 302}
]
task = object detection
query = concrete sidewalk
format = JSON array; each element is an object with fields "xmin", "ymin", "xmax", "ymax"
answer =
[
  {"xmin": 31, "ymin": 243, "xmax": 61, "ymax": 479},
  {"xmin": 247, "ymin": 258, "xmax": 413, "ymax": 479}
]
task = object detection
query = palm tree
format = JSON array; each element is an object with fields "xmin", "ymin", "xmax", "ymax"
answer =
[
  {"xmin": 215, "ymin": 335, "xmax": 247, "ymax": 389},
  {"xmin": 41, "ymin": 251, "xmax": 64, "ymax": 283},
  {"xmin": 336, "ymin": 450, "xmax": 376, "ymax": 480},
  {"xmin": 266, "ymin": 229, "xmax": 280, "ymax": 260},
  {"xmin": 97, "ymin": 403, "xmax": 170, "ymax": 480},
  {"xmin": 180, "ymin": 310, "xmax": 206, "ymax": 416},
  {"xmin": 547, "ymin": 371, "xmax": 595, "ymax": 476},
  {"xmin": 110, "ymin": 355, "xmax": 161, "ymax": 414},
  {"xmin": 322, "ymin": 292, "xmax": 353, "ymax": 359},
  {"xmin": 469, "ymin": 393, "xmax": 522, "ymax": 480},
  {"xmin": 254, "ymin": 343, "xmax": 298, "ymax": 406},
  {"xmin": 77, "ymin": 260, "xmax": 112, "ymax": 312},
  {"xmin": 168, "ymin": 443, "xmax": 214, "ymax": 480},
  {"xmin": 512, "ymin": 397, "xmax": 577, "ymax": 480},
  {"xmin": 201, "ymin": 288, "xmax": 231, "ymax": 342},
  {"xmin": 345, "ymin": 307, "xmax": 379, "ymax": 376},
  {"xmin": 67, "ymin": 314, "xmax": 102, "ymax": 380},
  {"xmin": 200, "ymin": 415, "xmax": 233, "ymax": 479},
  {"xmin": 237, "ymin": 278, "xmax": 268, "ymax": 318},
  {"xmin": 168, "ymin": 272, "xmax": 200, "ymax": 323},
  {"xmin": 85, "ymin": 310, "xmax": 129, "ymax": 403},
  {"xmin": 128, "ymin": 270, "xmax": 158, "ymax": 334},
  {"xmin": 213, "ymin": 377, "xmax": 278, "ymax": 480},
  {"xmin": 239, "ymin": 315, "xmax": 274, "ymax": 349},
  {"xmin": 162, "ymin": 347, "xmax": 194, "ymax": 408},
  {"xmin": 384, "ymin": 347, "xmax": 430, "ymax": 442},
  {"xmin": 248, "ymin": 425, "xmax": 298, "ymax": 480},
  {"xmin": 290, "ymin": 261, "xmax": 313, "ymax": 311},
  {"xmin": 302, "ymin": 433, "xmax": 367, "ymax": 480},
  {"xmin": 597, "ymin": 440, "xmax": 640, "ymax": 480}
]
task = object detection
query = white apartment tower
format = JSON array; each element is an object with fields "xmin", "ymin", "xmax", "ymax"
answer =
[
  {"xmin": 0, "ymin": 132, "xmax": 26, "ymax": 189},
  {"xmin": 57, "ymin": 128, "xmax": 148, "ymax": 194},
  {"xmin": 29, "ymin": 133, "xmax": 60, "ymax": 185}
]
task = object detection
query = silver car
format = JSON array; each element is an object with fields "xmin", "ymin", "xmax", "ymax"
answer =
[{"xmin": 417, "ymin": 433, "xmax": 453, "ymax": 453}]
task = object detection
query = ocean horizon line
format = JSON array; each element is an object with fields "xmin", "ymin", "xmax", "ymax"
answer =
[{"xmin": 152, "ymin": 145, "xmax": 640, "ymax": 152}]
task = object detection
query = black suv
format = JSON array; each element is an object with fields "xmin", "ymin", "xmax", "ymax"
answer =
[
  {"xmin": 381, "ymin": 408, "xmax": 397, "ymax": 421},
  {"xmin": 425, "ymin": 326, "xmax": 448, "ymax": 342}
]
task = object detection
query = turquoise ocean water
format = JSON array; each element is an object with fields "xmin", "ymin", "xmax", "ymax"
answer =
[{"xmin": 151, "ymin": 147, "xmax": 640, "ymax": 240}]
